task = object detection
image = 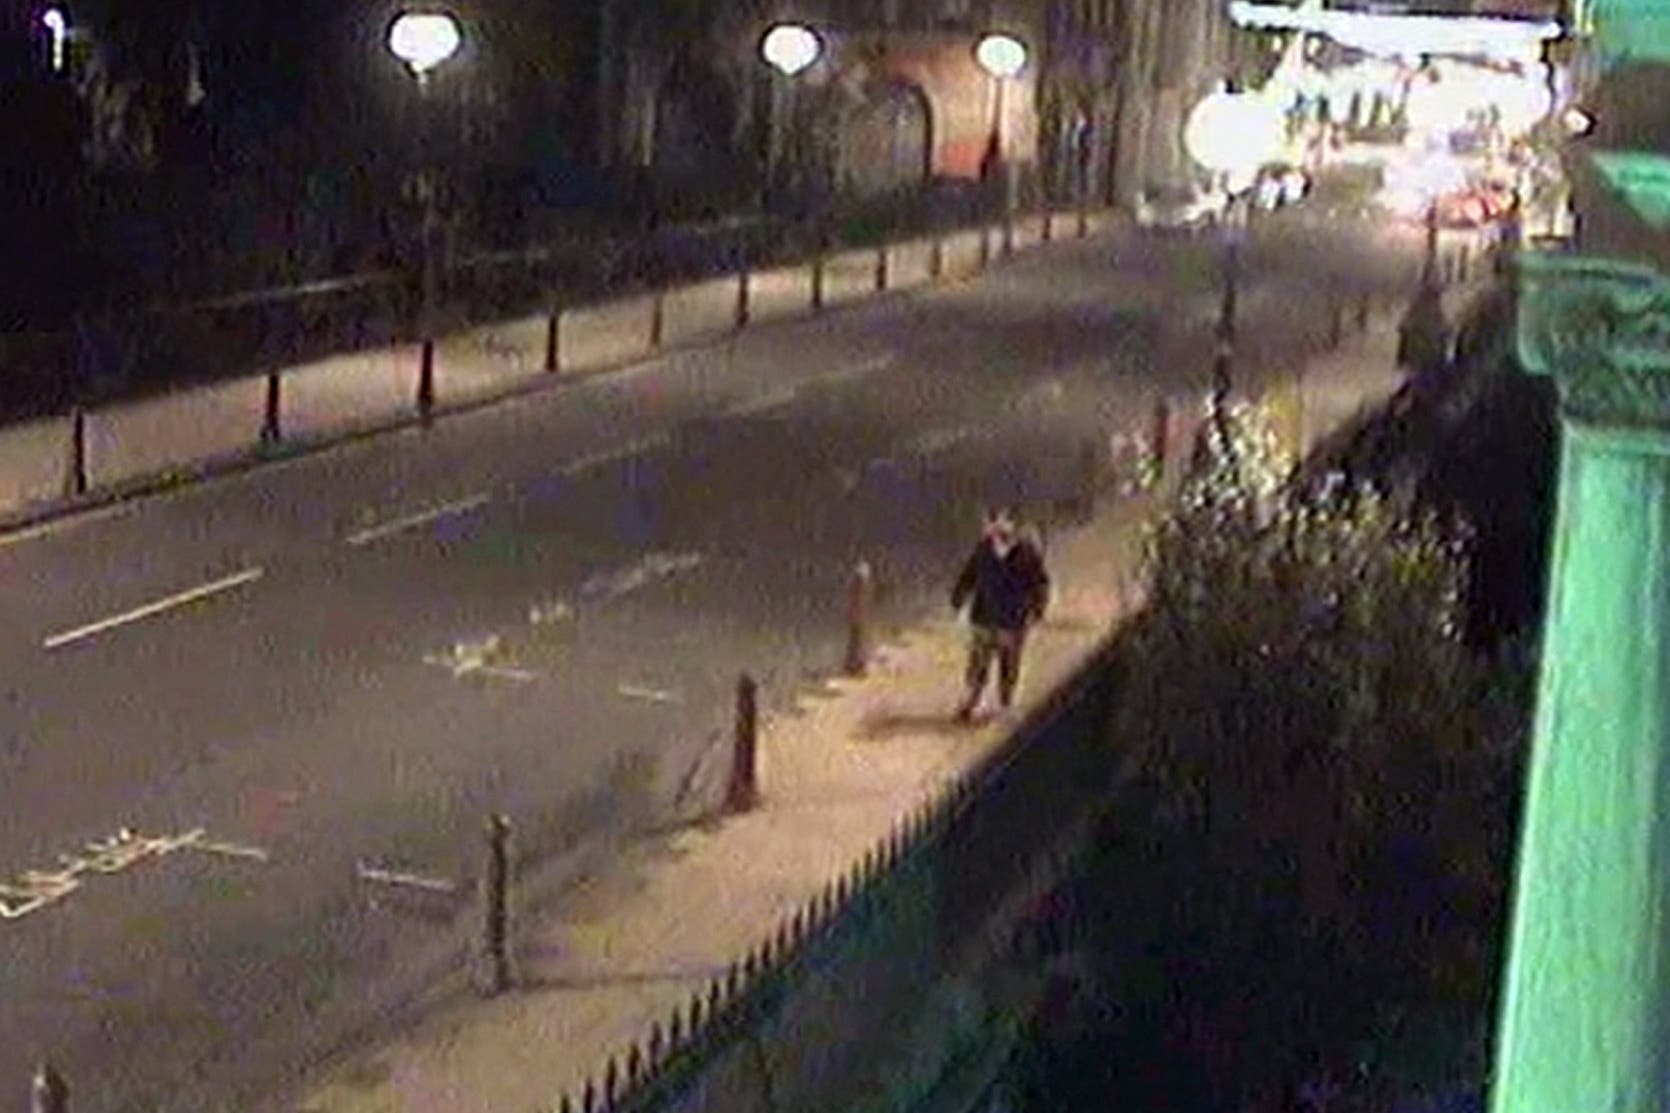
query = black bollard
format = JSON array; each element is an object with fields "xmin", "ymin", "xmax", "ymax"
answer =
[
  {"xmin": 811, "ymin": 253, "xmax": 826, "ymax": 313},
  {"xmin": 479, "ymin": 813, "xmax": 513, "ymax": 996},
  {"xmin": 844, "ymin": 562, "xmax": 873, "ymax": 677},
  {"xmin": 875, "ymin": 246, "xmax": 888, "ymax": 292},
  {"xmin": 736, "ymin": 270, "xmax": 751, "ymax": 330},
  {"xmin": 66, "ymin": 407, "xmax": 87, "ymax": 497},
  {"xmin": 545, "ymin": 308, "xmax": 562, "ymax": 373},
  {"xmin": 1150, "ymin": 398, "xmax": 1171, "ymax": 481},
  {"xmin": 930, "ymin": 236, "xmax": 945, "ymax": 281},
  {"xmin": 417, "ymin": 340, "xmax": 436, "ymax": 424},
  {"xmin": 261, "ymin": 371, "xmax": 282, "ymax": 444},
  {"xmin": 650, "ymin": 292, "xmax": 666, "ymax": 348},
  {"xmin": 728, "ymin": 674, "xmax": 759, "ymax": 813},
  {"xmin": 31, "ymin": 1062, "xmax": 68, "ymax": 1113}
]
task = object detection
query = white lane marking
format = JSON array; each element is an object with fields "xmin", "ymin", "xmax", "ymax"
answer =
[
  {"xmin": 422, "ymin": 635, "xmax": 538, "ymax": 682},
  {"xmin": 345, "ymin": 493, "xmax": 491, "ymax": 547},
  {"xmin": 825, "ymin": 351, "xmax": 898, "ymax": 384},
  {"xmin": 0, "ymin": 500, "xmax": 141, "ymax": 553},
  {"xmin": 617, "ymin": 683, "xmax": 683, "ymax": 705},
  {"xmin": 560, "ymin": 433, "xmax": 671, "ymax": 476},
  {"xmin": 356, "ymin": 862, "xmax": 458, "ymax": 895},
  {"xmin": 189, "ymin": 838, "xmax": 272, "ymax": 862},
  {"xmin": 1, "ymin": 827, "xmax": 269, "ymax": 922},
  {"xmin": 723, "ymin": 385, "xmax": 802, "ymax": 418},
  {"xmin": 43, "ymin": 567, "xmax": 266, "ymax": 651},
  {"xmin": 905, "ymin": 426, "xmax": 978, "ymax": 456},
  {"xmin": 579, "ymin": 551, "xmax": 704, "ymax": 603}
]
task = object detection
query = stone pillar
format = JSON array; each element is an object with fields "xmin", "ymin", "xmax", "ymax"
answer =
[{"xmin": 1491, "ymin": 252, "xmax": 1670, "ymax": 1113}]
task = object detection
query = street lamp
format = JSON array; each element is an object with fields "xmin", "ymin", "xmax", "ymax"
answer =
[
  {"xmin": 388, "ymin": 10, "xmax": 462, "ymax": 422},
  {"xmin": 1184, "ymin": 86, "xmax": 1287, "ymax": 406},
  {"xmin": 976, "ymin": 33, "xmax": 1028, "ymax": 254},
  {"xmin": 389, "ymin": 12, "xmax": 462, "ymax": 82},
  {"xmin": 761, "ymin": 23, "xmax": 820, "ymax": 77},
  {"xmin": 40, "ymin": 7, "xmax": 68, "ymax": 73},
  {"xmin": 759, "ymin": 23, "xmax": 822, "ymax": 212}
]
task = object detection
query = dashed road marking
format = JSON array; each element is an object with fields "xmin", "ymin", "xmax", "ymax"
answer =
[
  {"xmin": 1, "ymin": 827, "xmax": 270, "ymax": 922},
  {"xmin": 423, "ymin": 635, "xmax": 538, "ymax": 682},
  {"xmin": 617, "ymin": 683, "xmax": 683, "ymax": 705},
  {"xmin": 191, "ymin": 839, "xmax": 272, "ymax": 862},
  {"xmin": 0, "ymin": 500, "xmax": 141, "ymax": 553},
  {"xmin": 345, "ymin": 493, "xmax": 490, "ymax": 547},
  {"xmin": 43, "ymin": 566, "xmax": 266, "ymax": 650},
  {"xmin": 723, "ymin": 385, "xmax": 802, "ymax": 418},
  {"xmin": 560, "ymin": 434, "xmax": 671, "ymax": 476},
  {"xmin": 579, "ymin": 551, "xmax": 704, "ymax": 603},
  {"xmin": 356, "ymin": 862, "xmax": 458, "ymax": 895}
]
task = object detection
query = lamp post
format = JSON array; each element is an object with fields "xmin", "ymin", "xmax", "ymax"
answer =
[
  {"xmin": 1184, "ymin": 87, "xmax": 1286, "ymax": 407},
  {"xmin": 1423, "ymin": 196, "xmax": 1441, "ymax": 286},
  {"xmin": 40, "ymin": 7, "xmax": 68, "ymax": 73},
  {"xmin": 387, "ymin": 11, "xmax": 462, "ymax": 424},
  {"xmin": 760, "ymin": 23, "xmax": 821, "ymax": 213},
  {"xmin": 976, "ymin": 33, "xmax": 1028, "ymax": 255}
]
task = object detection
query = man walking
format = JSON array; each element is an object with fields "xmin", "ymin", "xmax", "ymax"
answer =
[{"xmin": 951, "ymin": 508, "xmax": 1050, "ymax": 722}]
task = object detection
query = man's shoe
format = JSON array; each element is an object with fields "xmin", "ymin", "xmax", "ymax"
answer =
[{"xmin": 954, "ymin": 704, "xmax": 976, "ymax": 724}]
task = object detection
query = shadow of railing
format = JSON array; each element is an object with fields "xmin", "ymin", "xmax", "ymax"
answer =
[{"xmin": 553, "ymin": 631, "xmax": 1127, "ymax": 1113}]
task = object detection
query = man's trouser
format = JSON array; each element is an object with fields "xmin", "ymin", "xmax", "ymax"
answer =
[{"xmin": 964, "ymin": 625, "xmax": 1026, "ymax": 707}]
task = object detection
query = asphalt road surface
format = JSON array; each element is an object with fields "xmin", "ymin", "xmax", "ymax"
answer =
[{"xmin": 0, "ymin": 211, "xmax": 1424, "ymax": 1110}]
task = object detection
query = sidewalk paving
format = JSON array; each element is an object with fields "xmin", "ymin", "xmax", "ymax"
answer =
[{"xmin": 281, "ymin": 290, "xmax": 1418, "ymax": 1113}]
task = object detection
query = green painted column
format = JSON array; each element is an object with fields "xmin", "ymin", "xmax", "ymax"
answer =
[
  {"xmin": 1491, "ymin": 253, "xmax": 1670, "ymax": 1113},
  {"xmin": 1581, "ymin": 0, "xmax": 1670, "ymax": 63}
]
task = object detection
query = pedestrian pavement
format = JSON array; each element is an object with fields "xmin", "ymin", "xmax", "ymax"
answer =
[{"xmin": 281, "ymin": 294, "xmax": 1416, "ymax": 1113}]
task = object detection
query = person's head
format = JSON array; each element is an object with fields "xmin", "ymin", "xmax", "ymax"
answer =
[{"xmin": 984, "ymin": 507, "xmax": 1018, "ymax": 546}]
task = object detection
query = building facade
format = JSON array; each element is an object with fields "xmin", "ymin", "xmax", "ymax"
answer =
[
  {"xmin": 598, "ymin": 0, "xmax": 1245, "ymax": 217},
  {"xmin": 0, "ymin": 0, "xmax": 1247, "ymax": 320}
]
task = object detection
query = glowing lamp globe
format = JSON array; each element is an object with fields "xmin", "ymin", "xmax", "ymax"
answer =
[
  {"xmin": 976, "ymin": 34, "xmax": 1028, "ymax": 79},
  {"xmin": 1184, "ymin": 89, "xmax": 1286, "ymax": 183},
  {"xmin": 40, "ymin": 7, "xmax": 68, "ymax": 71},
  {"xmin": 761, "ymin": 24, "xmax": 821, "ymax": 76},
  {"xmin": 388, "ymin": 12, "xmax": 462, "ymax": 77}
]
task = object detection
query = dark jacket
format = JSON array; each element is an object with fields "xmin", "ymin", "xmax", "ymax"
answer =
[{"xmin": 952, "ymin": 539, "xmax": 1050, "ymax": 631}]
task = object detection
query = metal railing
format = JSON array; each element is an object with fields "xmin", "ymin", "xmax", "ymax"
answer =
[
  {"xmin": 0, "ymin": 184, "xmax": 1021, "ymax": 426},
  {"xmin": 552, "ymin": 635, "xmax": 1127, "ymax": 1113}
]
